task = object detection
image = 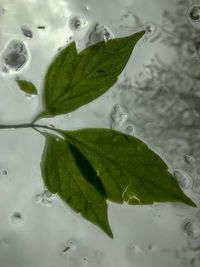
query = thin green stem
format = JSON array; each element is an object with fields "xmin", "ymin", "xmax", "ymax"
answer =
[{"xmin": 0, "ymin": 123, "xmax": 61, "ymax": 134}]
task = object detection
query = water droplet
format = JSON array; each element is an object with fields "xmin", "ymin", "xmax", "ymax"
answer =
[
  {"xmin": 2, "ymin": 40, "xmax": 28, "ymax": 71},
  {"xmin": 182, "ymin": 218, "xmax": 200, "ymax": 239},
  {"xmin": 69, "ymin": 16, "xmax": 87, "ymax": 31},
  {"xmin": 184, "ymin": 155, "xmax": 196, "ymax": 164},
  {"xmin": 110, "ymin": 104, "xmax": 129, "ymax": 129},
  {"xmin": 174, "ymin": 170, "xmax": 192, "ymax": 189},
  {"xmin": 21, "ymin": 25, "xmax": 33, "ymax": 38},
  {"xmin": 11, "ymin": 212, "xmax": 24, "ymax": 224},
  {"xmin": 87, "ymin": 23, "xmax": 113, "ymax": 46},
  {"xmin": 189, "ymin": 6, "xmax": 200, "ymax": 21}
]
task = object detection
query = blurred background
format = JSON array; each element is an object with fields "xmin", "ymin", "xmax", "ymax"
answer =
[{"xmin": 0, "ymin": 0, "xmax": 200, "ymax": 266}]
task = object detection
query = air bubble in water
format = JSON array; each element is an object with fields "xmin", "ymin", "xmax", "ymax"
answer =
[
  {"xmin": 184, "ymin": 155, "xmax": 196, "ymax": 164},
  {"xmin": 144, "ymin": 22, "xmax": 161, "ymax": 42},
  {"xmin": 21, "ymin": 25, "xmax": 33, "ymax": 38},
  {"xmin": 173, "ymin": 170, "xmax": 192, "ymax": 189},
  {"xmin": 11, "ymin": 212, "xmax": 24, "ymax": 224},
  {"xmin": 189, "ymin": 6, "xmax": 200, "ymax": 21},
  {"xmin": 2, "ymin": 40, "xmax": 28, "ymax": 71},
  {"xmin": 182, "ymin": 218, "xmax": 200, "ymax": 239},
  {"xmin": 87, "ymin": 23, "xmax": 113, "ymax": 46},
  {"xmin": 146, "ymin": 23, "xmax": 155, "ymax": 33},
  {"xmin": 69, "ymin": 16, "xmax": 87, "ymax": 31}
]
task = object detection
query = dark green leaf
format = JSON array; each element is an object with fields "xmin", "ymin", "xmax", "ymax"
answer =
[
  {"xmin": 41, "ymin": 135, "xmax": 113, "ymax": 238},
  {"xmin": 68, "ymin": 143, "xmax": 107, "ymax": 197},
  {"xmin": 62, "ymin": 128, "xmax": 196, "ymax": 207},
  {"xmin": 36, "ymin": 31, "xmax": 145, "ymax": 120},
  {"xmin": 16, "ymin": 80, "xmax": 38, "ymax": 95}
]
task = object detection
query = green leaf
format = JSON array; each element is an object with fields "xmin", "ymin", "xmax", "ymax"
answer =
[
  {"xmin": 36, "ymin": 31, "xmax": 145, "ymax": 120},
  {"xmin": 41, "ymin": 134, "xmax": 113, "ymax": 238},
  {"xmin": 62, "ymin": 128, "xmax": 196, "ymax": 207},
  {"xmin": 16, "ymin": 80, "xmax": 38, "ymax": 95}
]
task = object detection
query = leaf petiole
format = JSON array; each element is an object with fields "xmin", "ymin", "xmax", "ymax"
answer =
[{"xmin": 0, "ymin": 123, "xmax": 61, "ymax": 135}]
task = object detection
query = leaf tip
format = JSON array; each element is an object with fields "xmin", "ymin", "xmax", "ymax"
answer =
[
  {"xmin": 130, "ymin": 30, "xmax": 146, "ymax": 40},
  {"xmin": 183, "ymin": 197, "xmax": 197, "ymax": 208},
  {"xmin": 105, "ymin": 227, "xmax": 114, "ymax": 239}
]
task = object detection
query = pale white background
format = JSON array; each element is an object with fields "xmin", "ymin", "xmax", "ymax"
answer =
[{"xmin": 0, "ymin": 0, "xmax": 200, "ymax": 267}]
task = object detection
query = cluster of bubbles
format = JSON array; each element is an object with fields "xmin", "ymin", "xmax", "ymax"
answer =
[{"xmin": 34, "ymin": 189, "xmax": 54, "ymax": 207}]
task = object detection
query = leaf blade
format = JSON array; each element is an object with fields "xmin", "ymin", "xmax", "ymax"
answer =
[
  {"xmin": 62, "ymin": 128, "xmax": 196, "ymax": 207},
  {"xmin": 38, "ymin": 31, "xmax": 145, "ymax": 119},
  {"xmin": 16, "ymin": 80, "xmax": 38, "ymax": 95},
  {"xmin": 41, "ymin": 135, "xmax": 113, "ymax": 238}
]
